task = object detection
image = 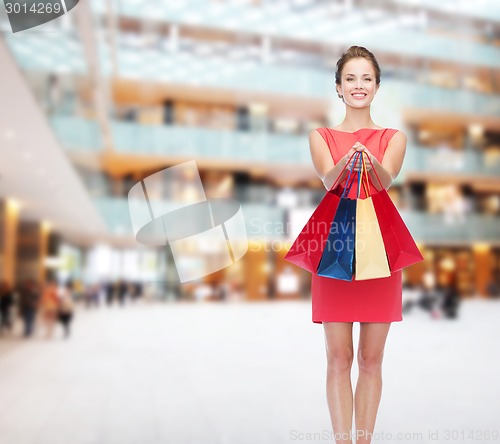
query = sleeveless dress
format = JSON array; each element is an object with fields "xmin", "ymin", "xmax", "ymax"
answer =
[{"xmin": 311, "ymin": 127, "xmax": 403, "ymax": 324}]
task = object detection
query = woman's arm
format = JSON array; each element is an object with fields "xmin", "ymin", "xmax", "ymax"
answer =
[
  {"xmin": 369, "ymin": 130, "xmax": 407, "ymax": 190},
  {"xmin": 309, "ymin": 130, "xmax": 350, "ymax": 190}
]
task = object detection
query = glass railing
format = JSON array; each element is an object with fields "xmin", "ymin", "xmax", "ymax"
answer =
[
  {"xmin": 51, "ymin": 116, "xmax": 102, "ymax": 149},
  {"xmin": 94, "ymin": 197, "xmax": 500, "ymax": 243},
  {"xmin": 101, "ymin": 50, "xmax": 500, "ymax": 114},
  {"xmin": 6, "ymin": 33, "xmax": 500, "ymax": 116},
  {"xmin": 90, "ymin": 0, "xmax": 500, "ymax": 70},
  {"xmin": 3, "ymin": 32, "xmax": 87, "ymax": 73},
  {"xmin": 110, "ymin": 120, "xmax": 307, "ymax": 163},
  {"xmin": 393, "ymin": 0, "xmax": 500, "ymax": 24},
  {"xmin": 113, "ymin": 47, "xmax": 328, "ymax": 97},
  {"xmin": 397, "ymin": 82, "xmax": 500, "ymax": 116},
  {"xmin": 401, "ymin": 211, "xmax": 500, "ymax": 243},
  {"xmin": 5, "ymin": 1, "xmax": 497, "ymax": 74},
  {"xmin": 402, "ymin": 145, "xmax": 500, "ymax": 177},
  {"xmin": 52, "ymin": 116, "xmax": 500, "ymax": 178},
  {"xmin": 94, "ymin": 197, "xmax": 286, "ymax": 240}
]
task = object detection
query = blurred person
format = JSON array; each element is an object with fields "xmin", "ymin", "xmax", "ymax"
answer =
[
  {"xmin": 117, "ymin": 279, "xmax": 128, "ymax": 306},
  {"xmin": 418, "ymin": 269, "xmax": 440, "ymax": 317},
  {"xmin": 46, "ymin": 73, "xmax": 62, "ymax": 114},
  {"xmin": 18, "ymin": 278, "xmax": 40, "ymax": 338},
  {"xmin": 131, "ymin": 281, "xmax": 143, "ymax": 302},
  {"xmin": 219, "ymin": 282, "xmax": 229, "ymax": 301},
  {"xmin": 422, "ymin": 268, "xmax": 436, "ymax": 291},
  {"xmin": 193, "ymin": 283, "xmax": 212, "ymax": 302},
  {"xmin": 226, "ymin": 281, "xmax": 244, "ymax": 302},
  {"xmin": 440, "ymin": 277, "xmax": 461, "ymax": 320},
  {"xmin": 402, "ymin": 281, "xmax": 439, "ymax": 317},
  {"xmin": 430, "ymin": 287, "xmax": 443, "ymax": 319},
  {"xmin": 72, "ymin": 279, "xmax": 84, "ymax": 302},
  {"xmin": 105, "ymin": 280, "xmax": 115, "ymax": 306},
  {"xmin": 143, "ymin": 282, "xmax": 157, "ymax": 302},
  {"xmin": 419, "ymin": 283, "xmax": 439, "ymax": 315},
  {"xmin": 432, "ymin": 274, "xmax": 460, "ymax": 320},
  {"xmin": 306, "ymin": 46, "xmax": 409, "ymax": 444},
  {"xmin": 401, "ymin": 282, "xmax": 421, "ymax": 315},
  {"xmin": 443, "ymin": 185, "xmax": 466, "ymax": 225},
  {"xmin": 84, "ymin": 283, "xmax": 100, "ymax": 308},
  {"xmin": 487, "ymin": 276, "xmax": 500, "ymax": 298},
  {"xmin": 58, "ymin": 281, "xmax": 75, "ymax": 339},
  {"xmin": 0, "ymin": 280, "xmax": 15, "ymax": 335},
  {"xmin": 40, "ymin": 279, "xmax": 60, "ymax": 339},
  {"xmin": 92, "ymin": 282, "xmax": 102, "ymax": 306},
  {"xmin": 209, "ymin": 282, "xmax": 224, "ymax": 302}
]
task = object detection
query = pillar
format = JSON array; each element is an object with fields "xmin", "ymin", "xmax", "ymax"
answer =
[
  {"xmin": 473, "ymin": 243, "xmax": 493, "ymax": 298},
  {"xmin": 244, "ymin": 241, "xmax": 268, "ymax": 301},
  {"xmin": 16, "ymin": 220, "xmax": 50, "ymax": 285},
  {"xmin": 0, "ymin": 199, "xmax": 20, "ymax": 285}
]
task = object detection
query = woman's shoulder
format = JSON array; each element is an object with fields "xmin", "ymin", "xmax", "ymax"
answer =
[
  {"xmin": 309, "ymin": 127, "xmax": 333, "ymax": 147},
  {"xmin": 309, "ymin": 127, "xmax": 329, "ymax": 136},
  {"xmin": 385, "ymin": 127, "xmax": 405, "ymax": 134},
  {"xmin": 384, "ymin": 128, "xmax": 407, "ymax": 144}
]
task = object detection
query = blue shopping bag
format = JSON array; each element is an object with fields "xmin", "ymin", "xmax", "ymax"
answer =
[{"xmin": 316, "ymin": 152, "xmax": 361, "ymax": 281}]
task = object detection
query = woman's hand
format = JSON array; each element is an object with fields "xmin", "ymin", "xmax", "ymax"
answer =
[{"xmin": 344, "ymin": 142, "xmax": 374, "ymax": 172}]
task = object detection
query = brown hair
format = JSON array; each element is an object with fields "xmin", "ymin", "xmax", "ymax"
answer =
[{"xmin": 335, "ymin": 46, "xmax": 381, "ymax": 101}]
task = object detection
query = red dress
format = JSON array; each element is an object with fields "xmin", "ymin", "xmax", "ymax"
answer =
[{"xmin": 311, "ymin": 127, "xmax": 403, "ymax": 324}]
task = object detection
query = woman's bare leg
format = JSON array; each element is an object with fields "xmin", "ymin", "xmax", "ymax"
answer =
[
  {"xmin": 324, "ymin": 322, "xmax": 354, "ymax": 444},
  {"xmin": 354, "ymin": 322, "xmax": 391, "ymax": 444}
]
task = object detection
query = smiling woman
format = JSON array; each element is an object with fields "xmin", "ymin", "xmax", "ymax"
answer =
[
  {"xmin": 306, "ymin": 45, "xmax": 408, "ymax": 444},
  {"xmin": 335, "ymin": 46, "xmax": 381, "ymax": 107}
]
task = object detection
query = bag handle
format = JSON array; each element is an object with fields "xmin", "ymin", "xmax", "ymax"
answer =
[
  {"xmin": 341, "ymin": 151, "xmax": 361, "ymax": 198},
  {"xmin": 363, "ymin": 152, "xmax": 384, "ymax": 191},
  {"xmin": 360, "ymin": 152, "xmax": 371, "ymax": 197},
  {"xmin": 328, "ymin": 150, "xmax": 362, "ymax": 192},
  {"xmin": 357, "ymin": 152, "xmax": 370, "ymax": 198}
]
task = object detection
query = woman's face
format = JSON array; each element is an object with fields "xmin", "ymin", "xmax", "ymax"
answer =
[{"xmin": 336, "ymin": 57, "xmax": 379, "ymax": 108}]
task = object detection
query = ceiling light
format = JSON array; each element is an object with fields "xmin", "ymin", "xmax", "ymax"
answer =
[
  {"xmin": 468, "ymin": 124, "xmax": 483, "ymax": 139},
  {"xmin": 42, "ymin": 220, "xmax": 52, "ymax": 231},
  {"xmin": 7, "ymin": 198, "xmax": 21, "ymax": 211}
]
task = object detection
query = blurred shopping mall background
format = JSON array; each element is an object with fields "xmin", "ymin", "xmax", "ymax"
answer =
[
  {"xmin": 1, "ymin": 1, "xmax": 500, "ymax": 443},
  {"xmin": 1, "ymin": 0, "xmax": 500, "ymax": 305}
]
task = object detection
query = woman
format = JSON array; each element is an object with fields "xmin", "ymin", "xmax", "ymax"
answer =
[
  {"xmin": 308, "ymin": 46, "xmax": 407, "ymax": 444},
  {"xmin": 18, "ymin": 278, "xmax": 40, "ymax": 338},
  {"xmin": 58, "ymin": 281, "xmax": 74, "ymax": 338},
  {"xmin": 40, "ymin": 279, "xmax": 60, "ymax": 339}
]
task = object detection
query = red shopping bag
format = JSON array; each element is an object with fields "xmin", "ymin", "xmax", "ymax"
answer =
[
  {"xmin": 364, "ymin": 155, "xmax": 424, "ymax": 272},
  {"xmin": 284, "ymin": 151, "xmax": 359, "ymax": 273}
]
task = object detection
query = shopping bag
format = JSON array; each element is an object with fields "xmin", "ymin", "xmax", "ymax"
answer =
[
  {"xmin": 354, "ymin": 153, "xmax": 391, "ymax": 280},
  {"xmin": 283, "ymin": 185, "xmax": 343, "ymax": 273},
  {"xmin": 284, "ymin": 150, "xmax": 359, "ymax": 274},
  {"xmin": 316, "ymin": 152, "xmax": 361, "ymax": 281},
  {"xmin": 364, "ymin": 154, "xmax": 424, "ymax": 272}
]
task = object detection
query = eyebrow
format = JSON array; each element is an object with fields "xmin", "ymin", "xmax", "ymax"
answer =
[{"xmin": 345, "ymin": 73, "xmax": 372, "ymax": 76}]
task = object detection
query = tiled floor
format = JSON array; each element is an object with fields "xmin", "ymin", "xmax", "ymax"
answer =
[{"xmin": 0, "ymin": 297, "xmax": 499, "ymax": 444}]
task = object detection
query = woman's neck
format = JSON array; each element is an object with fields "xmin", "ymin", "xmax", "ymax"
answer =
[{"xmin": 340, "ymin": 108, "xmax": 375, "ymax": 130}]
